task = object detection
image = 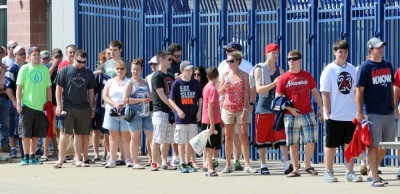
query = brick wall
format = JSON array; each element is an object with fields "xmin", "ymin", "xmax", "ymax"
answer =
[{"xmin": 7, "ymin": 0, "xmax": 47, "ymax": 51}]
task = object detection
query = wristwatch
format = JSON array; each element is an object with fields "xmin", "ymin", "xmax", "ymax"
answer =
[{"xmin": 248, "ymin": 102, "xmax": 255, "ymax": 106}]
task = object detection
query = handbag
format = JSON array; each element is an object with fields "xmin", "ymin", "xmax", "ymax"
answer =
[{"xmin": 123, "ymin": 104, "xmax": 135, "ymax": 122}]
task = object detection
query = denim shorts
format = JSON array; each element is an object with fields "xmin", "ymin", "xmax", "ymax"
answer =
[
  {"xmin": 102, "ymin": 112, "xmax": 129, "ymax": 132},
  {"xmin": 128, "ymin": 116, "xmax": 153, "ymax": 132}
]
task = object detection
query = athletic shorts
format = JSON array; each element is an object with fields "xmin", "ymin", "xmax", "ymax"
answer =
[
  {"xmin": 255, "ymin": 113, "xmax": 286, "ymax": 148},
  {"xmin": 174, "ymin": 124, "xmax": 198, "ymax": 144},
  {"xmin": 325, "ymin": 119, "xmax": 356, "ymax": 148},
  {"xmin": 152, "ymin": 111, "xmax": 175, "ymax": 144},
  {"xmin": 201, "ymin": 123, "xmax": 222, "ymax": 150},
  {"xmin": 61, "ymin": 107, "xmax": 92, "ymax": 135},
  {"xmin": 284, "ymin": 113, "xmax": 318, "ymax": 146},
  {"xmin": 366, "ymin": 114, "xmax": 396, "ymax": 146},
  {"xmin": 18, "ymin": 106, "xmax": 48, "ymax": 138},
  {"xmin": 221, "ymin": 108, "xmax": 251, "ymax": 124},
  {"xmin": 103, "ymin": 115, "xmax": 129, "ymax": 132},
  {"xmin": 128, "ymin": 116, "xmax": 153, "ymax": 132}
]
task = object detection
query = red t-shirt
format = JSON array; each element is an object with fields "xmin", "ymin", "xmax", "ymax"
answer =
[
  {"xmin": 57, "ymin": 60, "xmax": 71, "ymax": 73},
  {"xmin": 276, "ymin": 70, "xmax": 317, "ymax": 115},
  {"xmin": 201, "ymin": 83, "xmax": 221, "ymax": 124},
  {"xmin": 394, "ymin": 68, "xmax": 400, "ymax": 101}
]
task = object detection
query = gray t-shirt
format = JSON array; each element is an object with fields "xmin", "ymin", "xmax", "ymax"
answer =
[
  {"xmin": 55, "ymin": 65, "xmax": 97, "ymax": 109},
  {"xmin": 103, "ymin": 59, "xmax": 132, "ymax": 78}
]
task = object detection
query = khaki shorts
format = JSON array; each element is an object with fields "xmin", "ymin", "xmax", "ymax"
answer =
[
  {"xmin": 61, "ymin": 107, "xmax": 92, "ymax": 135},
  {"xmin": 221, "ymin": 108, "xmax": 251, "ymax": 124},
  {"xmin": 52, "ymin": 106, "xmax": 60, "ymax": 134}
]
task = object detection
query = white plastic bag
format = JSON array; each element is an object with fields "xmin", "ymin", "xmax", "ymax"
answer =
[{"xmin": 189, "ymin": 129, "xmax": 210, "ymax": 155}]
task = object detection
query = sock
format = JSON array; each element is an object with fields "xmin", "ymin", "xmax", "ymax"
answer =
[
  {"xmin": 24, "ymin": 154, "xmax": 29, "ymax": 160},
  {"xmin": 283, "ymin": 161, "xmax": 291, "ymax": 170},
  {"xmin": 11, "ymin": 147, "xmax": 16, "ymax": 150},
  {"xmin": 29, "ymin": 154, "xmax": 35, "ymax": 160},
  {"xmin": 173, "ymin": 155, "xmax": 179, "ymax": 161},
  {"xmin": 261, "ymin": 163, "xmax": 267, "ymax": 168}
]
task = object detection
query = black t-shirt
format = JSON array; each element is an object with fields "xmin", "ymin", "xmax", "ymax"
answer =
[
  {"xmin": 151, "ymin": 70, "xmax": 175, "ymax": 113},
  {"xmin": 46, "ymin": 63, "xmax": 58, "ymax": 105},
  {"xmin": 168, "ymin": 61, "xmax": 181, "ymax": 77},
  {"xmin": 55, "ymin": 65, "xmax": 97, "ymax": 109}
]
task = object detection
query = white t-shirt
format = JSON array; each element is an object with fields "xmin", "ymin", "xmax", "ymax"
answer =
[
  {"xmin": 320, "ymin": 62, "xmax": 357, "ymax": 121},
  {"xmin": 146, "ymin": 72, "xmax": 154, "ymax": 91},
  {"xmin": 217, "ymin": 58, "xmax": 253, "ymax": 81}
]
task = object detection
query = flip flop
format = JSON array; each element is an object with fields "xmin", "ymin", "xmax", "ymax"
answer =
[
  {"xmin": 53, "ymin": 162, "xmax": 62, "ymax": 169},
  {"xmin": 304, "ymin": 167, "xmax": 318, "ymax": 175},
  {"xmin": 371, "ymin": 180, "xmax": 385, "ymax": 187},
  {"xmin": 132, "ymin": 164, "xmax": 145, "ymax": 169},
  {"xmin": 84, "ymin": 159, "xmax": 95, "ymax": 164},
  {"xmin": 93, "ymin": 156, "xmax": 101, "ymax": 161},
  {"xmin": 205, "ymin": 171, "xmax": 218, "ymax": 177},
  {"xmin": 367, "ymin": 177, "xmax": 388, "ymax": 184},
  {"xmin": 75, "ymin": 162, "xmax": 90, "ymax": 167},
  {"xmin": 145, "ymin": 161, "xmax": 152, "ymax": 167},
  {"xmin": 192, "ymin": 164, "xmax": 201, "ymax": 170},
  {"xmin": 287, "ymin": 171, "xmax": 301, "ymax": 177},
  {"xmin": 40, "ymin": 155, "xmax": 49, "ymax": 162}
]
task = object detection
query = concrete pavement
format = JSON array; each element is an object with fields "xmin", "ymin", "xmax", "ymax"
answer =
[{"xmin": 0, "ymin": 155, "xmax": 399, "ymax": 194}]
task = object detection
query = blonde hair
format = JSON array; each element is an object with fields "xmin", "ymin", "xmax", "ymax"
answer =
[{"xmin": 115, "ymin": 60, "xmax": 127, "ymax": 68}]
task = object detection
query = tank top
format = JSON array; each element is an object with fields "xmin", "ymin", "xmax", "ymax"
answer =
[
  {"xmin": 256, "ymin": 65, "xmax": 280, "ymax": 114},
  {"xmin": 129, "ymin": 79, "xmax": 150, "ymax": 117},
  {"xmin": 105, "ymin": 77, "xmax": 129, "ymax": 110},
  {"xmin": 223, "ymin": 73, "xmax": 245, "ymax": 113}
]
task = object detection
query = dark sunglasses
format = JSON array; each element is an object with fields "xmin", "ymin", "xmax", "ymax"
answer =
[
  {"xmin": 226, "ymin": 59, "xmax": 238, "ymax": 64},
  {"xmin": 11, "ymin": 46, "xmax": 17, "ymax": 49},
  {"xmin": 116, "ymin": 67, "xmax": 125, "ymax": 70},
  {"xmin": 76, "ymin": 58, "xmax": 86, "ymax": 64},
  {"xmin": 150, "ymin": 63, "xmax": 158, "ymax": 66},
  {"xmin": 173, "ymin": 55, "xmax": 182, "ymax": 58},
  {"xmin": 16, "ymin": 52, "xmax": 26, "ymax": 56},
  {"xmin": 287, "ymin": 57, "xmax": 300, "ymax": 62},
  {"xmin": 193, "ymin": 73, "xmax": 201, "ymax": 76}
]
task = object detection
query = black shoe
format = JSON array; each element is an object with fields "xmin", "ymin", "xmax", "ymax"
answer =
[
  {"xmin": 284, "ymin": 164, "xmax": 293, "ymax": 175},
  {"xmin": 260, "ymin": 167, "xmax": 270, "ymax": 175},
  {"xmin": 116, "ymin": 160, "xmax": 126, "ymax": 166},
  {"xmin": 179, "ymin": 163, "xmax": 189, "ymax": 173}
]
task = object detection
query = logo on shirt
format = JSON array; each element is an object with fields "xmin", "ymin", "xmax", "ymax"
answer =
[
  {"xmin": 285, "ymin": 80, "xmax": 308, "ymax": 88},
  {"xmin": 72, "ymin": 73, "xmax": 87, "ymax": 88},
  {"xmin": 337, "ymin": 72, "xmax": 353, "ymax": 94},
  {"xmin": 136, "ymin": 90, "xmax": 150, "ymax": 117},
  {"xmin": 371, "ymin": 68, "xmax": 392, "ymax": 87},
  {"xmin": 29, "ymin": 70, "xmax": 43, "ymax": 84},
  {"xmin": 180, "ymin": 85, "xmax": 195, "ymax": 105},
  {"xmin": 164, "ymin": 78, "xmax": 174, "ymax": 95}
]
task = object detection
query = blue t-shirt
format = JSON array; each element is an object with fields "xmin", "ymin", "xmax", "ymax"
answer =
[
  {"xmin": 169, "ymin": 77, "xmax": 203, "ymax": 124},
  {"xmin": 4, "ymin": 62, "xmax": 25, "ymax": 96},
  {"xmin": 356, "ymin": 59, "xmax": 394, "ymax": 115}
]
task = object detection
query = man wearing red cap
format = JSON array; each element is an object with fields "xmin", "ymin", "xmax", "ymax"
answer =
[
  {"xmin": 16, "ymin": 46, "xmax": 52, "ymax": 166},
  {"xmin": 250, "ymin": 43, "xmax": 291, "ymax": 175}
]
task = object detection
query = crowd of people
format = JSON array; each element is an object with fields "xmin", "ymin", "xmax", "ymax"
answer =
[{"xmin": 0, "ymin": 38, "xmax": 399, "ymax": 186}]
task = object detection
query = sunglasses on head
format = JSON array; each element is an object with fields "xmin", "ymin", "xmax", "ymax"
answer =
[
  {"xmin": 287, "ymin": 57, "xmax": 300, "ymax": 62},
  {"xmin": 226, "ymin": 59, "xmax": 238, "ymax": 64},
  {"xmin": 76, "ymin": 58, "xmax": 86, "ymax": 64}
]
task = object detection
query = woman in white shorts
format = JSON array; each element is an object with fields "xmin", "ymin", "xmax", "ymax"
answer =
[
  {"xmin": 123, "ymin": 58, "xmax": 153, "ymax": 169},
  {"xmin": 103, "ymin": 60, "xmax": 132, "ymax": 168}
]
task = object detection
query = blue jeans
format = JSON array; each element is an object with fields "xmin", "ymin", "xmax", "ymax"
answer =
[
  {"xmin": 0, "ymin": 96, "xmax": 9, "ymax": 146},
  {"xmin": 9, "ymin": 104, "xmax": 19, "ymax": 138}
]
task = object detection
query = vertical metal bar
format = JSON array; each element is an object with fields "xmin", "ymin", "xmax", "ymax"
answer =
[
  {"xmin": 193, "ymin": 0, "xmax": 200, "ymax": 66},
  {"xmin": 119, "ymin": 0, "xmax": 125, "ymax": 57},
  {"xmin": 279, "ymin": 0, "xmax": 286, "ymax": 70},
  {"xmin": 220, "ymin": 0, "xmax": 227, "ymax": 62},
  {"xmin": 164, "ymin": 0, "xmax": 172, "ymax": 50},
  {"xmin": 75, "ymin": 0, "xmax": 81, "ymax": 48},
  {"xmin": 249, "ymin": 0, "xmax": 256, "ymax": 161}
]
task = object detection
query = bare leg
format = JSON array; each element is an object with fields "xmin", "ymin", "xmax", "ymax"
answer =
[
  {"xmin": 239, "ymin": 123, "xmax": 250, "ymax": 167},
  {"xmin": 120, "ymin": 132, "xmax": 130, "ymax": 161},
  {"xmin": 187, "ymin": 143, "xmax": 197, "ymax": 165},
  {"xmin": 172, "ymin": 143, "xmax": 179, "ymax": 160},
  {"xmin": 118, "ymin": 139, "xmax": 124, "ymax": 160},
  {"xmin": 151, "ymin": 142, "xmax": 161, "ymax": 166},
  {"xmin": 57, "ymin": 133, "xmax": 70, "ymax": 164},
  {"xmin": 258, "ymin": 148, "xmax": 266, "ymax": 165},
  {"xmin": 43, "ymin": 137, "xmax": 52, "ymax": 156},
  {"xmin": 92, "ymin": 130, "xmax": 100, "ymax": 157},
  {"xmin": 22, "ymin": 138, "xmax": 30, "ymax": 156},
  {"xmin": 144, "ymin": 130, "xmax": 153, "ymax": 164},
  {"xmin": 233, "ymin": 133, "xmax": 242, "ymax": 161},
  {"xmin": 343, "ymin": 144, "xmax": 355, "ymax": 172},
  {"xmin": 160, "ymin": 143, "xmax": 171, "ymax": 164},
  {"xmin": 130, "ymin": 131, "xmax": 141, "ymax": 164},
  {"xmin": 178, "ymin": 144, "xmax": 186, "ymax": 163},
  {"xmin": 82, "ymin": 135, "xmax": 90, "ymax": 161},
  {"xmin": 206, "ymin": 148, "xmax": 215, "ymax": 172},
  {"xmin": 30, "ymin": 137, "xmax": 39, "ymax": 155},
  {"xmin": 324, "ymin": 147, "xmax": 336, "ymax": 171},
  {"xmin": 109, "ymin": 131, "xmax": 120, "ymax": 161},
  {"xmin": 304, "ymin": 143, "xmax": 315, "ymax": 169},
  {"xmin": 104, "ymin": 135, "xmax": 110, "ymax": 156},
  {"xmin": 74, "ymin": 135, "xmax": 83, "ymax": 163},
  {"xmin": 280, "ymin": 145, "xmax": 289, "ymax": 162},
  {"xmin": 368, "ymin": 146, "xmax": 380, "ymax": 181},
  {"xmin": 224, "ymin": 124, "xmax": 235, "ymax": 166},
  {"xmin": 290, "ymin": 144, "xmax": 299, "ymax": 173}
]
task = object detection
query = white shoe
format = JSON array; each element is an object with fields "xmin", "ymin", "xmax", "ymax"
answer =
[{"xmin": 244, "ymin": 166, "xmax": 259, "ymax": 173}]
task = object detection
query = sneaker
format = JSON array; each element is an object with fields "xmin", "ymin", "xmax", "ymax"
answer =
[
  {"xmin": 20, "ymin": 158, "xmax": 29, "ymax": 166},
  {"xmin": 179, "ymin": 163, "xmax": 189, "ymax": 173},
  {"xmin": 187, "ymin": 162, "xmax": 198, "ymax": 172},
  {"xmin": 260, "ymin": 167, "xmax": 270, "ymax": 175},
  {"xmin": 35, "ymin": 148, "xmax": 43, "ymax": 156},
  {"xmin": 212, "ymin": 159, "xmax": 218, "ymax": 168},
  {"xmin": 125, "ymin": 159, "xmax": 133, "ymax": 167},
  {"xmin": 161, "ymin": 163, "xmax": 177, "ymax": 170},
  {"xmin": 105, "ymin": 161, "xmax": 116, "ymax": 168},
  {"xmin": 234, "ymin": 160, "xmax": 243, "ymax": 171},
  {"xmin": 150, "ymin": 163, "xmax": 158, "ymax": 171},
  {"xmin": 172, "ymin": 158, "xmax": 180, "ymax": 167},
  {"xmin": 0, "ymin": 145, "xmax": 11, "ymax": 152},
  {"xmin": 324, "ymin": 170, "xmax": 338, "ymax": 183},
  {"xmin": 244, "ymin": 166, "xmax": 259, "ymax": 173},
  {"xmin": 346, "ymin": 171, "xmax": 363, "ymax": 182},
  {"xmin": 221, "ymin": 166, "xmax": 233, "ymax": 173},
  {"xmin": 360, "ymin": 165, "xmax": 367, "ymax": 175},
  {"xmin": 29, "ymin": 158, "xmax": 43, "ymax": 165},
  {"xmin": 284, "ymin": 164, "xmax": 294, "ymax": 175},
  {"xmin": 9, "ymin": 148, "xmax": 17, "ymax": 158}
]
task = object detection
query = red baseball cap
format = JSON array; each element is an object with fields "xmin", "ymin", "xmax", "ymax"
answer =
[{"xmin": 263, "ymin": 43, "xmax": 280, "ymax": 55}]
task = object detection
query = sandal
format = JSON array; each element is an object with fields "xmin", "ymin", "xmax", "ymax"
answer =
[
  {"xmin": 40, "ymin": 155, "xmax": 49, "ymax": 162},
  {"xmin": 287, "ymin": 171, "xmax": 301, "ymax": 177},
  {"xmin": 202, "ymin": 167, "xmax": 208, "ymax": 172},
  {"xmin": 304, "ymin": 167, "xmax": 318, "ymax": 175},
  {"xmin": 53, "ymin": 162, "xmax": 62, "ymax": 169},
  {"xmin": 93, "ymin": 156, "xmax": 101, "ymax": 161},
  {"xmin": 145, "ymin": 161, "xmax": 152, "ymax": 167},
  {"xmin": 367, "ymin": 177, "xmax": 388, "ymax": 184},
  {"xmin": 132, "ymin": 164, "xmax": 145, "ymax": 169},
  {"xmin": 371, "ymin": 180, "xmax": 385, "ymax": 187},
  {"xmin": 192, "ymin": 163, "xmax": 201, "ymax": 170},
  {"xmin": 75, "ymin": 162, "xmax": 90, "ymax": 167},
  {"xmin": 205, "ymin": 170, "xmax": 218, "ymax": 177},
  {"xmin": 84, "ymin": 159, "xmax": 95, "ymax": 164}
]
